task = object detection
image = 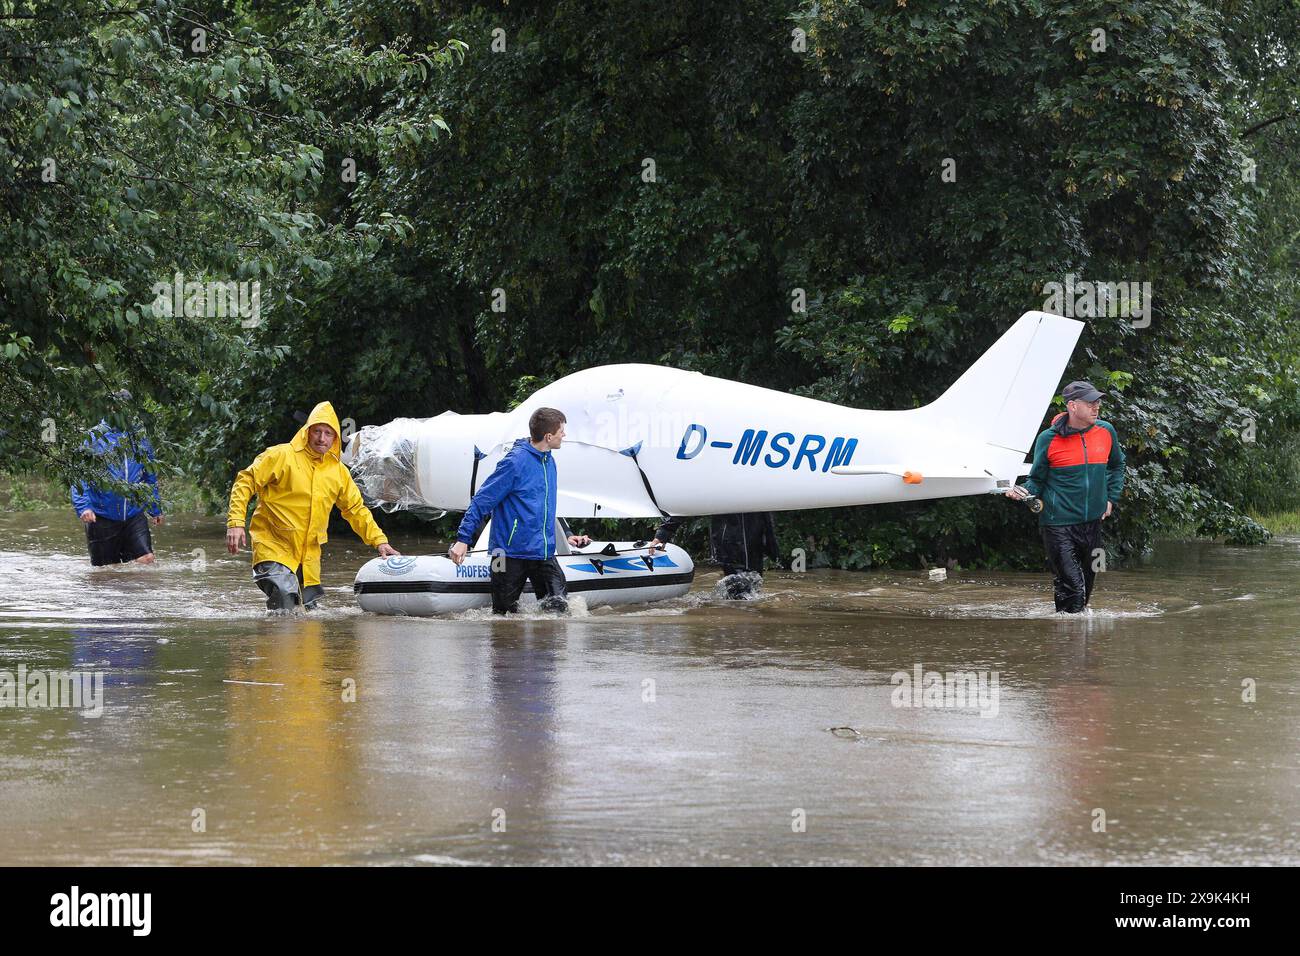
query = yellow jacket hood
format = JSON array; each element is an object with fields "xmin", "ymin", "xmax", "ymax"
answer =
[{"xmin": 291, "ymin": 402, "xmax": 343, "ymax": 458}]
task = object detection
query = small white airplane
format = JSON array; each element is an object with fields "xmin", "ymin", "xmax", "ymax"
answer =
[{"xmin": 344, "ymin": 311, "xmax": 1084, "ymax": 519}]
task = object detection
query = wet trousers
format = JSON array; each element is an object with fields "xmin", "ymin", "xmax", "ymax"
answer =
[
  {"xmin": 253, "ymin": 561, "xmax": 324, "ymax": 611},
  {"xmin": 86, "ymin": 512, "xmax": 153, "ymax": 565},
  {"xmin": 1041, "ymin": 520, "xmax": 1103, "ymax": 613},
  {"xmin": 491, "ymin": 556, "xmax": 568, "ymax": 615}
]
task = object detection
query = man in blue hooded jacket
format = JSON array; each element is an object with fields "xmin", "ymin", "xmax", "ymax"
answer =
[
  {"xmin": 448, "ymin": 407, "xmax": 590, "ymax": 614},
  {"xmin": 71, "ymin": 420, "xmax": 164, "ymax": 566}
]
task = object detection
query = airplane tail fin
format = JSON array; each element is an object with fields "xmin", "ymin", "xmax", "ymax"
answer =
[{"xmin": 919, "ymin": 311, "xmax": 1085, "ymax": 457}]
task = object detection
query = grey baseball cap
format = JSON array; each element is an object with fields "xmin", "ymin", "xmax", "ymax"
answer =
[{"xmin": 1062, "ymin": 380, "xmax": 1106, "ymax": 403}]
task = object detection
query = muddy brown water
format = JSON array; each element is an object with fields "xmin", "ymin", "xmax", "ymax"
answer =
[{"xmin": 0, "ymin": 512, "xmax": 1296, "ymax": 865}]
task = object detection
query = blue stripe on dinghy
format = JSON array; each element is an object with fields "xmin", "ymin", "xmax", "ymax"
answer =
[{"xmin": 567, "ymin": 555, "xmax": 679, "ymax": 574}]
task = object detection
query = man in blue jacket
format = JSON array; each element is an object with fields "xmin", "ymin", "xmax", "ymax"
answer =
[
  {"xmin": 71, "ymin": 419, "xmax": 165, "ymax": 566},
  {"xmin": 448, "ymin": 407, "xmax": 590, "ymax": 614}
]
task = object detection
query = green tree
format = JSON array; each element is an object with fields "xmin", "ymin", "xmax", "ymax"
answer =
[{"xmin": 1, "ymin": 0, "xmax": 460, "ymax": 500}]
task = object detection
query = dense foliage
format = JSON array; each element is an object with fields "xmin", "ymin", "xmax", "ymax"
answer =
[
  {"xmin": 1, "ymin": 0, "xmax": 462, "ymax": 493},
  {"xmin": 4, "ymin": 0, "xmax": 1298, "ymax": 568}
]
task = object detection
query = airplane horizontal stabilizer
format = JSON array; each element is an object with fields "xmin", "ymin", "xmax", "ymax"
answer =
[{"xmin": 829, "ymin": 463, "xmax": 995, "ymax": 482}]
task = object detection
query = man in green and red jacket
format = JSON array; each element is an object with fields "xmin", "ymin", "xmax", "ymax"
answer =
[{"xmin": 1007, "ymin": 380, "xmax": 1126, "ymax": 613}]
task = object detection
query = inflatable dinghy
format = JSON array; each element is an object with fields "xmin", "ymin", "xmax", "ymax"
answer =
[{"xmin": 354, "ymin": 520, "xmax": 694, "ymax": 615}]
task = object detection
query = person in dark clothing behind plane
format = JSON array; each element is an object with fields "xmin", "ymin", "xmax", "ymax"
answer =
[
  {"xmin": 1006, "ymin": 380, "xmax": 1126, "ymax": 613},
  {"xmin": 647, "ymin": 512, "xmax": 781, "ymax": 598}
]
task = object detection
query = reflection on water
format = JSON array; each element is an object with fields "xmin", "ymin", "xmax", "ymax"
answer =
[{"xmin": 1, "ymin": 512, "xmax": 1298, "ymax": 865}]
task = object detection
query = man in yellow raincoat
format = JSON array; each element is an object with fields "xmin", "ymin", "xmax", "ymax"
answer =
[{"xmin": 226, "ymin": 402, "xmax": 399, "ymax": 610}]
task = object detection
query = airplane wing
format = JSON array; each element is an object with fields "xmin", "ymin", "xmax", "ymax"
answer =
[{"xmin": 548, "ymin": 440, "xmax": 662, "ymax": 519}]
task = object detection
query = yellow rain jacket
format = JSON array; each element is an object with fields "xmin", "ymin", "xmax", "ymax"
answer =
[{"xmin": 227, "ymin": 402, "xmax": 388, "ymax": 586}]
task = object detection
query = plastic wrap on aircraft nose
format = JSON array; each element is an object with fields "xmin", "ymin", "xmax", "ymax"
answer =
[{"xmin": 344, "ymin": 418, "xmax": 438, "ymax": 515}]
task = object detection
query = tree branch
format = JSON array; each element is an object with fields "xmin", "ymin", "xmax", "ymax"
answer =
[{"xmin": 1243, "ymin": 111, "xmax": 1297, "ymax": 137}]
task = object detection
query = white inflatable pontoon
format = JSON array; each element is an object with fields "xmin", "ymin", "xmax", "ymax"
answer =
[{"xmin": 354, "ymin": 519, "xmax": 693, "ymax": 615}]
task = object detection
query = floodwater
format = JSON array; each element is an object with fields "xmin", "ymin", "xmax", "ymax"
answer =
[{"xmin": 0, "ymin": 511, "xmax": 1296, "ymax": 866}]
